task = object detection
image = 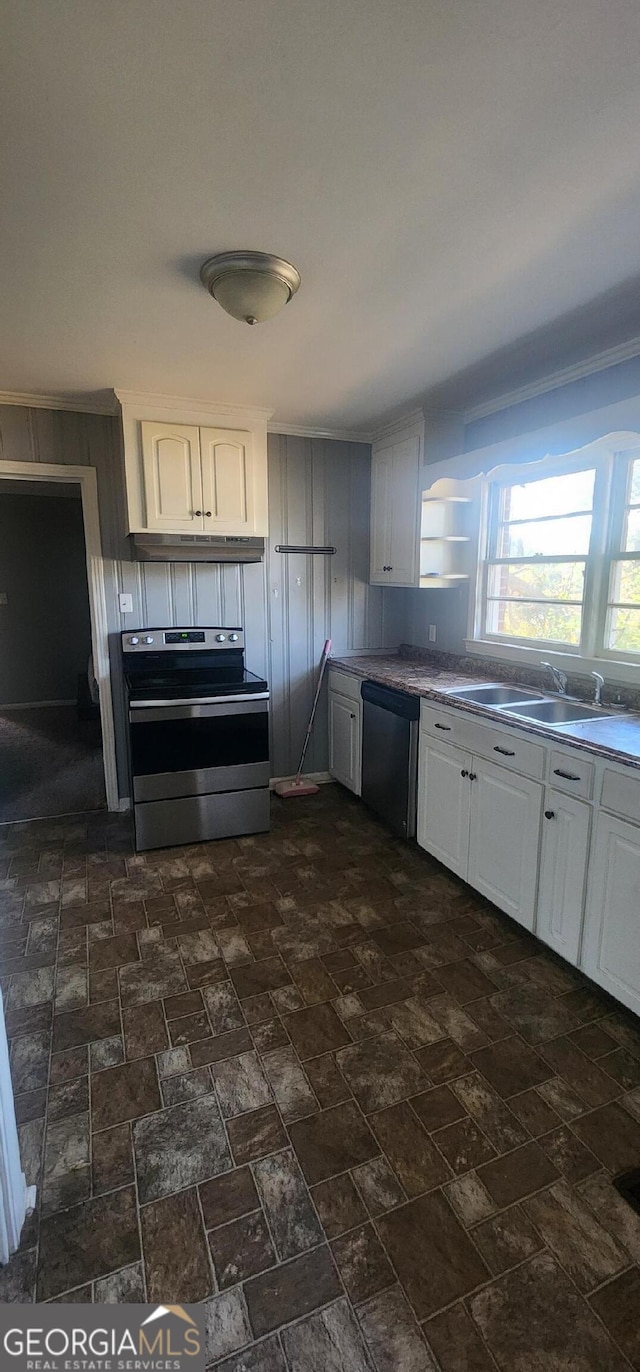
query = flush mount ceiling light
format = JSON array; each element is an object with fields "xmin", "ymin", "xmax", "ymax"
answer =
[{"xmin": 200, "ymin": 250, "xmax": 301, "ymax": 325}]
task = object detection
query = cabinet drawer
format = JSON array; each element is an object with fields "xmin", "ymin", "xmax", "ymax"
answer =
[
  {"xmin": 474, "ymin": 722, "xmax": 546, "ymax": 781},
  {"xmin": 328, "ymin": 669, "xmax": 362, "ymax": 703},
  {"xmin": 420, "ymin": 701, "xmax": 476, "ymax": 748},
  {"xmin": 420, "ymin": 701, "xmax": 545, "ymax": 779},
  {"xmin": 600, "ymin": 766, "xmax": 640, "ymax": 824},
  {"xmin": 548, "ymin": 750, "xmax": 594, "ymax": 800}
]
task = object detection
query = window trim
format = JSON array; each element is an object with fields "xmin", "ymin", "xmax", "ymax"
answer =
[{"xmin": 467, "ymin": 437, "xmax": 640, "ymax": 682}]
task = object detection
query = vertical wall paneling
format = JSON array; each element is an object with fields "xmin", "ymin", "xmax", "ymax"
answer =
[
  {"xmin": 264, "ymin": 434, "xmax": 392, "ymax": 778},
  {"xmin": 0, "ymin": 407, "xmax": 394, "ymax": 793}
]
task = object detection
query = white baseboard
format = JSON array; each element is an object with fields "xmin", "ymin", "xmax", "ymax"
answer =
[
  {"xmin": 0, "ymin": 699, "xmax": 76, "ymax": 710},
  {"xmin": 269, "ymin": 772, "xmax": 333, "ymax": 790}
]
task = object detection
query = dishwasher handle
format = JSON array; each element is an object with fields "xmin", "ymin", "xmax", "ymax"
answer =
[{"xmin": 361, "ymin": 680, "xmax": 420, "ymax": 721}]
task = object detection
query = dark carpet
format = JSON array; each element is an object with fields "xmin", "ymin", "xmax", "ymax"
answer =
[{"xmin": 0, "ymin": 705, "xmax": 105, "ymax": 823}]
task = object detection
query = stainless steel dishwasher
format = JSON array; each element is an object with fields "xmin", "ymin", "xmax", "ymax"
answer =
[{"xmin": 361, "ymin": 680, "xmax": 420, "ymax": 838}]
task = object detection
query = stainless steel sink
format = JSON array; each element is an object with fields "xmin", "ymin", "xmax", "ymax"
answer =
[
  {"xmin": 445, "ymin": 684, "xmax": 545, "ymax": 706},
  {"xmin": 500, "ymin": 698, "xmax": 616, "ymax": 725}
]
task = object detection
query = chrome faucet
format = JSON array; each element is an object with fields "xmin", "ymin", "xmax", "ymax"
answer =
[
  {"xmin": 541, "ymin": 661, "xmax": 568, "ymax": 696},
  {"xmin": 591, "ymin": 671, "xmax": 605, "ymax": 706}
]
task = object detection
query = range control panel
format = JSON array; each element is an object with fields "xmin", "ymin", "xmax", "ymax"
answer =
[{"xmin": 121, "ymin": 627, "xmax": 244, "ymax": 653}]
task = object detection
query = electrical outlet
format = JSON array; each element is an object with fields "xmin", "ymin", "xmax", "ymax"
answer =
[
  {"xmin": 428, "ymin": 624, "xmax": 437, "ymax": 642},
  {"xmin": 118, "ymin": 593, "xmax": 134, "ymax": 614}
]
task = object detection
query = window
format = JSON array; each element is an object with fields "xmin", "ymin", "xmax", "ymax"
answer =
[
  {"xmin": 606, "ymin": 457, "xmax": 640, "ymax": 654},
  {"xmin": 484, "ymin": 468, "xmax": 595, "ymax": 647},
  {"xmin": 475, "ymin": 446, "xmax": 640, "ymax": 663}
]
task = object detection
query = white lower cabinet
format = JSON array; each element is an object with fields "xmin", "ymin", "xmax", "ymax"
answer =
[
  {"xmin": 413, "ymin": 697, "xmax": 640, "ymax": 1018},
  {"xmin": 328, "ymin": 691, "xmax": 362, "ymax": 795},
  {"xmin": 467, "ymin": 758, "xmax": 543, "ymax": 930},
  {"xmin": 537, "ymin": 789, "xmax": 591, "ymax": 964},
  {"xmin": 417, "ymin": 737, "xmax": 542, "ymax": 928},
  {"xmin": 417, "ymin": 741, "xmax": 471, "ymax": 879},
  {"xmin": 582, "ymin": 811, "xmax": 640, "ymax": 1016}
]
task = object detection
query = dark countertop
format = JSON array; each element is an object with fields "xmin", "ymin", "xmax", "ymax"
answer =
[{"xmin": 330, "ymin": 653, "xmax": 640, "ymax": 770}]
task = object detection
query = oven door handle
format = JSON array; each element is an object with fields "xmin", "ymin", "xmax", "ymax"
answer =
[{"xmin": 129, "ymin": 696, "xmax": 269, "ymax": 724}]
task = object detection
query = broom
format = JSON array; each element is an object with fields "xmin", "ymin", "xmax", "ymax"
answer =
[{"xmin": 274, "ymin": 638, "xmax": 332, "ymax": 798}]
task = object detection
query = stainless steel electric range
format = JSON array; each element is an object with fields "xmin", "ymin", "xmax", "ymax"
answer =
[{"xmin": 122, "ymin": 627, "xmax": 270, "ymax": 851}]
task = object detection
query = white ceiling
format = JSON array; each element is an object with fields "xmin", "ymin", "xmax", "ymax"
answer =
[{"xmin": 2, "ymin": 0, "xmax": 640, "ymax": 432}]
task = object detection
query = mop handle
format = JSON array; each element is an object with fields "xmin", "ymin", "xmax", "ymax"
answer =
[{"xmin": 295, "ymin": 639, "xmax": 332, "ymax": 780}]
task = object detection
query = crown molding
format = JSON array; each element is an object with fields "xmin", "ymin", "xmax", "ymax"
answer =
[
  {"xmin": 463, "ymin": 335, "xmax": 640, "ymax": 424},
  {"xmin": 0, "ymin": 390, "xmax": 116, "ymax": 415},
  {"xmin": 371, "ymin": 406, "xmax": 425, "ymax": 443},
  {"xmin": 113, "ymin": 389, "xmax": 274, "ymax": 423},
  {"xmin": 267, "ymin": 421, "xmax": 373, "ymax": 442}
]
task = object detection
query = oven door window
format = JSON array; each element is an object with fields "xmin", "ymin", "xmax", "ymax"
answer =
[{"xmin": 131, "ymin": 710, "xmax": 268, "ymax": 777}]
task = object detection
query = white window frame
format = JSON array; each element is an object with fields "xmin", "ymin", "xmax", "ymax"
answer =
[
  {"xmin": 600, "ymin": 452, "xmax": 640, "ymax": 663},
  {"xmin": 466, "ymin": 434, "xmax": 640, "ymax": 685}
]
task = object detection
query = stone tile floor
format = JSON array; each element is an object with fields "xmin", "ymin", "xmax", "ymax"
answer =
[{"xmin": 1, "ymin": 784, "xmax": 640, "ymax": 1369}]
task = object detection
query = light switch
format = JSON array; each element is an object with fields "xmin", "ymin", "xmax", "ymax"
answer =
[{"xmin": 119, "ymin": 593, "xmax": 134, "ymax": 614}]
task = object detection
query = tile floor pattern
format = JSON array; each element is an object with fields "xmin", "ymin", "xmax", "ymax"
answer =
[{"xmin": 1, "ymin": 786, "xmax": 640, "ymax": 1369}]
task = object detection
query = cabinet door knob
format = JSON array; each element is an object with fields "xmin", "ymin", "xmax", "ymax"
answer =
[
  {"xmin": 204, "ymin": 511, "xmax": 212, "ymax": 517},
  {"xmin": 469, "ymin": 772, "xmax": 477, "ymax": 781},
  {"xmin": 194, "ymin": 509, "xmax": 202, "ymax": 517},
  {"xmin": 350, "ymin": 713, "xmax": 355, "ymax": 720},
  {"xmin": 544, "ymin": 809, "xmax": 556, "ymax": 819},
  {"xmin": 460, "ymin": 769, "xmax": 469, "ymax": 777}
]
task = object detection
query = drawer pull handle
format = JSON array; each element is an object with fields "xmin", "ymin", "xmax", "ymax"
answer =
[
  {"xmin": 494, "ymin": 745, "xmax": 515, "ymax": 756},
  {"xmin": 434, "ymin": 723, "xmax": 452, "ymax": 731},
  {"xmin": 460, "ymin": 768, "xmax": 469, "ymax": 777},
  {"xmin": 553, "ymin": 768, "xmax": 580, "ymax": 781},
  {"xmin": 544, "ymin": 809, "xmax": 556, "ymax": 819}
]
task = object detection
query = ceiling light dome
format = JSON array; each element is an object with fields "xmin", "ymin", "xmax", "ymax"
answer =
[{"xmin": 200, "ymin": 251, "xmax": 301, "ymax": 325}]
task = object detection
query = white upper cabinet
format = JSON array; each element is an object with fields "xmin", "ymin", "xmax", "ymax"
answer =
[
  {"xmin": 200, "ymin": 427, "xmax": 259, "ymax": 535},
  {"xmin": 369, "ymin": 419, "xmax": 422, "ymax": 586},
  {"xmin": 141, "ymin": 422, "xmax": 203, "ymax": 531},
  {"xmin": 369, "ymin": 444, "xmax": 394, "ymax": 581},
  {"xmin": 116, "ymin": 392, "xmax": 271, "ymax": 536}
]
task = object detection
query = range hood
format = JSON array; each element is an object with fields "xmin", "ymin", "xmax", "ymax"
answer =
[{"xmin": 131, "ymin": 533, "xmax": 265, "ymax": 563}]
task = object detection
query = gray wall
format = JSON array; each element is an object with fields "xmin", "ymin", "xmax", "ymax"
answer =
[
  {"xmin": 0, "ymin": 489, "xmax": 92, "ymax": 706},
  {"xmin": 0, "ymin": 407, "xmax": 396, "ymax": 795}
]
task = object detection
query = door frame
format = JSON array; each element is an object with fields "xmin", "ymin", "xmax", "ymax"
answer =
[{"xmin": 0, "ymin": 460, "xmax": 119, "ymax": 812}]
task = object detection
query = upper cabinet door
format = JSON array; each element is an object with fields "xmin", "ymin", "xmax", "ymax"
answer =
[
  {"xmin": 200, "ymin": 428, "xmax": 266, "ymax": 536},
  {"xmin": 369, "ymin": 446, "xmax": 393, "ymax": 581},
  {"xmin": 140, "ymin": 422, "xmax": 203, "ymax": 531},
  {"xmin": 387, "ymin": 435, "xmax": 420, "ymax": 585},
  {"xmin": 369, "ymin": 432, "xmax": 421, "ymax": 586}
]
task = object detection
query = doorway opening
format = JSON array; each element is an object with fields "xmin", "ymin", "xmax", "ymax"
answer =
[{"xmin": 0, "ymin": 467, "xmax": 117, "ymax": 822}]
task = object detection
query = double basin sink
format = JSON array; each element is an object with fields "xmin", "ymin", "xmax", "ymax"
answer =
[{"xmin": 444, "ymin": 682, "xmax": 617, "ymax": 727}]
